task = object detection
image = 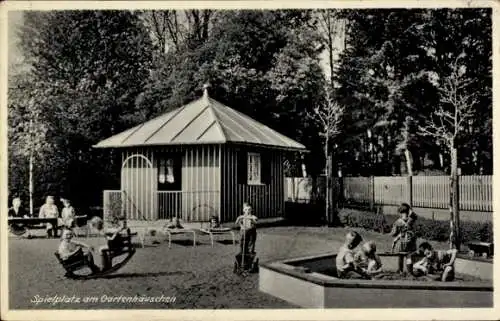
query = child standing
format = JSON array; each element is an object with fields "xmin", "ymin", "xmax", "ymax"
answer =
[
  {"xmin": 336, "ymin": 231, "xmax": 365, "ymax": 279},
  {"xmin": 58, "ymin": 228, "xmax": 100, "ymax": 273},
  {"xmin": 354, "ymin": 241, "xmax": 383, "ymax": 278},
  {"xmin": 391, "ymin": 203, "xmax": 418, "ymax": 273},
  {"xmin": 235, "ymin": 202, "xmax": 258, "ymax": 255},
  {"xmin": 60, "ymin": 198, "xmax": 76, "ymax": 229},
  {"xmin": 413, "ymin": 242, "xmax": 457, "ymax": 282}
]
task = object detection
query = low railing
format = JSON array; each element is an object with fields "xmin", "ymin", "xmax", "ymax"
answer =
[{"xmin": 103, "ymin": 190, "xmax": 221, "ymax": 222}]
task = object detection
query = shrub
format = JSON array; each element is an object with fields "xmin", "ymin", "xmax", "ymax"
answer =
[
  {"xmin": 339, "ymin": 208, "xmax": 493, "ymax": 244},
  {"xmin": 339, "ymin": 209, "xmax": 391, "ymax": 233}
]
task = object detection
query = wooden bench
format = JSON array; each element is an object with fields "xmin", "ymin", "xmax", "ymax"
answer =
[{"xmin": 9, "ymin": 217, "xmax": 59, "ymax": 236}]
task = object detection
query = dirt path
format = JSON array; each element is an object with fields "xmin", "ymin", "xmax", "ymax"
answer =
[{"xmin": 7, "ymin": 226, "xmax": 446, "ymax": 309}]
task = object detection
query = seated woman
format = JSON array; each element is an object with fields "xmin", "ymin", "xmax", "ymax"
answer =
[
  {"xmin": 58, "ymin": 228, "xmax": 100, "ymax": 273},
  {"xmin": 39, "ymin": 196, "xmax": 59, "ymax": 238},
  {"xmin": 8, "ymin": 197, "xmax": 32, "ymax": 237}
]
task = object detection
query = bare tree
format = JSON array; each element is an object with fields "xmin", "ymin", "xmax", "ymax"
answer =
[
  {"xmin": 9, "ymin": 77, "xmax": 51, "ymax": 216},
  {"xmin": 142, "ymin": 10, "xmax": 214, "ymax": 55},
  {"xmin": 308, "ymin": 88, "xmax": 344, "ymax": 224},
  {"xmin": 417, "ymin": 55, "xmax": 478, "ymax": 250}
]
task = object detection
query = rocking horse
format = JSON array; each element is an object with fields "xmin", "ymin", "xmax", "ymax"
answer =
[{"xmin": 55, "ymin": 228, "xmax": 136, "ymax": 280}]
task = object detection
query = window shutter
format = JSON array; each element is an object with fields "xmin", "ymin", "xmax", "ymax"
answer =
[{"xmin": 237, "ymin": 149, "xmax": 247, "ymax": 184}]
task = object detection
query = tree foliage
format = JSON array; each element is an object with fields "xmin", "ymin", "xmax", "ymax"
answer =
[
  {"xmin": 8, "ymin": 8, "xmax": 492, "ymax": 211},
  {"xmin": 138, "ymin": 10, "xmax": 327, "ymax": 174},
  {"xmin": 11, "ymin": 10, "xmax": 153, "ymax": 208},
  {"xmin": 334, "ymin": 8, "xmax": 492, "ymax": 176}
]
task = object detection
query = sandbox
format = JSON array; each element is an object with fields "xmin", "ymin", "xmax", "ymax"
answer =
[{"xmin": 259, "ymin": 253, "xmax": 493, "ymax": 308}]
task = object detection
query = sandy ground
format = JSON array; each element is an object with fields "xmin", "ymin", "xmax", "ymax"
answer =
[{"xmin": 8, "ymin": 226, "xmax": 453, "ymax": 309}]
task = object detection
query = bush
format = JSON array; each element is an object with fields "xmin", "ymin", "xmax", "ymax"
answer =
[
  {"xmin": 339, "ymin": 208, "xmax": 493, "ymax": 244},
  {"xmin": 339, "ymin": 208, "xmax": 392, "ymax": 233}
]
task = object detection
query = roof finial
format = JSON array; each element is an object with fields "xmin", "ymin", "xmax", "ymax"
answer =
[{"xmin": 203, "ymin": 83, "xmax": 211, "ymax": 102}]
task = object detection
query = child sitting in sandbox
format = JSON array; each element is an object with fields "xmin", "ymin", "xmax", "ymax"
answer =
[
  {"xmin": 354, "ymin": 241, "xmax": 383, "ymax": 278},
  {"xmin": 336, "ymin": 231, "xmax": 368, "ymax": 279},
  {"xmin": 58, "ymin": 228, "xmax": 100, "ymax": 273},
  {"xmin": 413, "ymin": 242, "xmax": 457, "ymax": 282}
]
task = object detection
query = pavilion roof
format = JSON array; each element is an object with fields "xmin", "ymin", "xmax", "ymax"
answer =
[{"xmin": 94, "ymin": 89, "xmax": 307, "ymax": 151}]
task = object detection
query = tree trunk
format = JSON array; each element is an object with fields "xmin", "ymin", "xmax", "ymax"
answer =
[
  {"xmin": 405, "ymin": 149, "xmax": 413, "ymax": 176},
  {"xmin": 29, "ymin": 150, "xmax": 34, "ymax": 216},
  {"xmin": 325, "ymin": 139, "xmax": 329, "ymax": 225},
  {"xmin": 450, "ymin": 146, "xmax": 460, "ymax": 250}
]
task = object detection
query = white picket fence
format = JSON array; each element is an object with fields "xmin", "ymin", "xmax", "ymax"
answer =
[{"xmin": 285, "ymin": 175, "xmax": 492, "ymax": 212}]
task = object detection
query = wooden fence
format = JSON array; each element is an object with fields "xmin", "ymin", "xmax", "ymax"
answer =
[{"xmin": 285, "ymin": 175, "xmax": 492, "ymax": 212}]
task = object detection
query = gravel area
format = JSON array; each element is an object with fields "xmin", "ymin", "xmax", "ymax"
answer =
[{"xmin": 8, "ymin": 226, "xmax": 453, "ymax": 309}]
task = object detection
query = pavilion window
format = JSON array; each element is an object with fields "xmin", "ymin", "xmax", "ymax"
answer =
[
  {"xmin": 247, "ymin": 152, "xmax": 261, "ymax": 185},
  {"xmin": 157, "ymin": 154, "xmax": 181, "ymax": 191}
]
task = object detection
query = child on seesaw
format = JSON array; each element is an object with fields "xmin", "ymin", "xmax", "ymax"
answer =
[
  {"xmin": 354, "ymin": 241, "xmax": 383, "ymax": 278},
  {"xmin": 90, "ymin": 216, "xmax": 129, "ymax": 270},
  {"xmin": 412, "ymin": 242, "xmax": 457, "ymax": 282},
  {"xmin": 58, "ymin": 228, "xmax": 100, "ymax": 273},
  {"xmin": 98, "ymin": 217, "xmax": 130, "ymax": 270},
  {"xmin": 235, "ymin": 202, "xmax": 258, "ymax": 255}
]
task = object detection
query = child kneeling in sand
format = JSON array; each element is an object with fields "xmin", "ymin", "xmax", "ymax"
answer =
[
  {"xmin": 413, "ymin": 242, "xmax": 457, "ymax": 282},
  {"xmin": 336, "ymin": 231, "xmax": 367, "ymax": 279},
  {"xmin": 58, "ymin": 228, "xmax": 100, "ymax": 273},
  {"xmin": 354, "ymin": 241, "xmax": 383, "ymax": 278}
]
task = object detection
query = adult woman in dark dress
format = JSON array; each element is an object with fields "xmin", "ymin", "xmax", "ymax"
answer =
[{"xmin": 8, "ymin": 197, "xmax": 31, "ymax": 237}]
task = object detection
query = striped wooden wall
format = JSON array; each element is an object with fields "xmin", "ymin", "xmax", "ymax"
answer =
[
  {"xmin": 119, "ymin": 145, "xmax": 286, "ymax": 222},
  {"xmin": 181, "ymin": 145, "xmax": 221, "ymax": 222},
  {"xmin": 220, "ymin": 145, "xmax": 284, "ymax": 223},
  {"xmin": 120, "ymin": 146, "xmax": 221, "ymax": 222},
  {"xmin": 121, "ymin": 149, "xmax": 157, "ymax": 220}
]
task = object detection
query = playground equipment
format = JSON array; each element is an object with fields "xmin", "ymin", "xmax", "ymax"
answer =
[
  {"xmin": 233, "ymin": 225, "xmax": 259, "ymax": 276},
  {"xmin": 54, "ymin": 229, "xmax": 136, "ymax": 280}
]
